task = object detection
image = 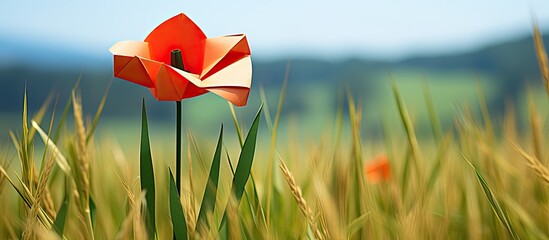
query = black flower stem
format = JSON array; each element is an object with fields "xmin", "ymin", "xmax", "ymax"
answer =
[
  {"xmin": 171, "ymin": 50, "xmax": 184, "ymax": 195},
  {"xmin": 175, "ymin": 101, "xmax": 182, "ymax": 194}
]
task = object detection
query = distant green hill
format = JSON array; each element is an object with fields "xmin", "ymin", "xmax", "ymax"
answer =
[
  {"xmin": 398, "ymin": 36, "xmax": 545, "ymax": 113},
  {"xmin": 0, "ymin": 34, "xmax": 547, "ymax": 138}
]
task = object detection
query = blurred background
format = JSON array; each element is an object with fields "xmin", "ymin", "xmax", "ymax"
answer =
[{"xmin": 1, "ymin": 0, "xmax": 549, "ymax": 144}]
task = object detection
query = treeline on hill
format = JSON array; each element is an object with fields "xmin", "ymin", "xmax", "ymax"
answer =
[{"xmin": 0, "ymin": 34, "xmax": 546, "ymax": 119}]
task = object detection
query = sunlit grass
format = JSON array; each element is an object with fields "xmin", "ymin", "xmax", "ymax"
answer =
[
  {"xmin": 0, "ymin": 75, "xmax": 548, "ymax": 239},
  {"xmin": 1, "ymin": 28, "xmax": 549, "ymax": 240}
]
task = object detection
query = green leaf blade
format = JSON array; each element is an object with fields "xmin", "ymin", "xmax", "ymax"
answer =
[
  {"xmin": 169, "ymin": 169, "xmax": 188, "ymax": 240},
  {"xmin": 463, "ymin": 155, "xmax": 519, "ymax": 240},
  {"xmin": 231, "ymin": 105, "xmax": 262, "ymax": 203},
  {"xmin": 196, "ymin": 125, "xmax": 223, "ymax": 231},
  {"xmin": 90, "ymin": 195, "xmax": 97, "ymax": 229},
  {"xmin": 220, "ymin": 105, "xmax": 263, "ymax": 231},
  {"xmin": 53, "ymin": 193, "xmax": 70, "ymax": 235},
  {"xmin": 140, "ymin": 100, "xmax": 156, "ymax": 239}
]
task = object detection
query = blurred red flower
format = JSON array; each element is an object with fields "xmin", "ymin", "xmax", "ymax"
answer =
[{"xmin": 365, "ymin": 154, "xmax": 391, "ymax": 183}]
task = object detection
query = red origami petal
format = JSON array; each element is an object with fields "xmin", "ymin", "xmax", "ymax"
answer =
[
  {"xmin": 151, "ymin": 65, "xmax": 212, "ymax": 101},
  {"xmin": 112, "ymin": 56, "xmax": 153, "ymax": 88},
  {"xmin": 139, "ymin": 58, "xmax": 163, "ymax": 85},
  {"xmin": 110, "ymin": 41, "xmax": 155, "ymax": 88},
  {"xmin": 153, "ymin": 65, "xmax": 188, "ymax": 100},
  {"xmin": 145, "ymin": 13, "xmax": 207, "ymax": 75}
]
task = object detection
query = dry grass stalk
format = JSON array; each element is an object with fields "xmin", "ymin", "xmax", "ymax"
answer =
[
  {"xmin": 114, "ymin": 164, "xmax": 146, "ymax": 240},
  {"xmin": 29, "ymin": 165, "xmax": 55, "ymax": 219},
  {"xmin": 512, "ymin": 143, "xmax": 549, "ymax": 185},
  {"xmin": 42, "ymin": 187, "xmax": 56, "ymax": 219},
  {"xmin": 116, "ymin": 211, "xmax": 133, "ymax": 240},
  {"xmin": 72, "ymin": 92, "xmax": 90, "ymax": 202},
  {"xmin": 0, "ymin": 158, "xmax": 10, "ymax": 196},
  {"xmin": 533, "ymin": 24, "xmax": 549, "ymax": 95},
  {"xmin": 2, "ymin": 209, "xmax": 19, "ymax": 239},
  {"xmin": 278, "ymin": 157, "xmax": 323, "ymax": 240},
  {"xmin": 72, "ymin": 92, "xmax": 95, "ymax": 240},
  {"xmin": 23, "ymin": 153, "xmax": 56, "ymax": 240},
  {"xmin": 226, "ymin": 195, "xmax": 240, "ymax": 240},
  {"xmin": 183, "ymin": 192, "xmax": 196, "ymax": 237},
  {"xmin": 117, "ymin": 191, "xmax": 147, "ymax": 240},
  {"xmin": 528, "ymin": 93, "xmax": 543, "ymax": 162},
  {"xmin": 313, "ymin": 177, "xmax": 343, "ymax": 239},
  {"xmin": 185, "ymin": 138, "xmax": 197, "ymax": 237},
  {"xmin": 194, "ymin": 212, "xmax": 214, "ymax": 240}
]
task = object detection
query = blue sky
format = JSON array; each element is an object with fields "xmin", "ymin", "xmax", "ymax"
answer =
[{"xmin": 1, "ymin": 1, "xmax": 549, "ymax": 60}]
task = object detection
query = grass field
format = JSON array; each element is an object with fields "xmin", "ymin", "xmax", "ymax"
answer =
[{"xmin": 0, "ymin": 32, "xmax": 548, "ymax": 240}]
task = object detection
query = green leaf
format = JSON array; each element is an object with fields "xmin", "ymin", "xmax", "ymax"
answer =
[
  {"xmin": 462, "ymin": 154, "xmax": 519, "ymax": 240},
  {"xmin": 31, "ymin": 120, "xmax": 71, "ymax": 175},
  {"xmin": 0, "ymin": 164, "xmax": 53, "ymax": 227},
  {"xmin": 53, "ymin": 194, "xmax": 70, "ymax": 235},
  {"xmin": 196, "ymin": 125, "xmax": 223, "ymax": 232},
  {"xmin": 422, "ymin": 83, "xmax": 443, "ymax": 142},
  {"xmin": 90, "ymin": 195, "xmax": 97, "ymax": 228},
  {"xmin": 474, "ymin": 170, "xmax": 518, "ymax": 240},
  {"xmin": 220, "ymin": 105, "xmax": 262, "ymax": 230},
  {"xmin": 391, "ymin": 80, "xmax": 422, "ymax": 179},
  {"xmin": 400, "ymin": 146, "xmax": 412, "ymax": 200},
  {"xmin": 228, "ymin": 102, "xmax": 244, "ymax": 147},
  {"xmin": 231, "ymin": 105, "xmax": 262, "ymax": 204},
  {"xmin": 53, "ymin": 80, "xmax": 79, "ymax": 142},
  {"xmin": 169, "ymin": 169, "xmax": 188, "ymax": 240},
  {"xmin": 425, "ymin": 133, "xmax": 452, "ymax": 194},
  {"xmin": 225, "ymin": 148, "xmax": 267, "ymax": 235},
  {"xmin": 347, "ymin": 213, "xmax": 369, "ymax": 238},
  {"xmin": 86, "ymin": 81, "xmax": 110, "ymax": 144},
  {"xmin": 227, "ymin": 104, "xmax": 268, "ymax": 231},
  {"xmin": 140, "ymin": 99, "xmax": 156, "ymax": 239},
  {"xmin": 27, "ymin": 95, "xmax": 52, "ymax": 144}
]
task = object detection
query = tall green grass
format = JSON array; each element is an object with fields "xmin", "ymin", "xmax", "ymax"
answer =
[{"xmin": 0, "ymin": 30, "xmax": 549, "ymax": 239}]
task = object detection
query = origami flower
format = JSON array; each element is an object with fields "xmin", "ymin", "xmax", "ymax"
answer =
[
  {"xmin": 109, "ymin": 13, "xmax": 252, "ymax": 106},
  {"xmin": 365, "ymin": 154, "xmax": 391, "ymax": 183}
]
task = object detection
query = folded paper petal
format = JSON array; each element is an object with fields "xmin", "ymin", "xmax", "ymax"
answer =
[
  {"xmin": 154, "ymin": 65, "xmax": 187, "ymax": 100},
  {"xmin": 113, "ymin": 56, "xmax": 154, "ymax": 88},
  {"xmin": 208, "ymin": 87, "xmax": 250, "ymax": 106},
  {"xmin": 109, "ymin": 41, "xmax": 150, "ymax": 58},
  {"xmin": 155, "ymin": 67, "xmax": 207, "ymax": 100},
  {"xmin": 201, "ymin": 56, "xmax": 252, "ymax": 88},
  {"xmin": 170, "ymin": 54, "xmax": 251, "ymax": 105},
  {"xmin": 140, "ymin": 58, "xmax": 163, "ymax": 84},
  {"xmin": 145, "ymin": 13, "xmax": 207, "ymax": 75},
  {"xmin": 201, "ymin": 35, "xmax": 250, "ymax": 79}
]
